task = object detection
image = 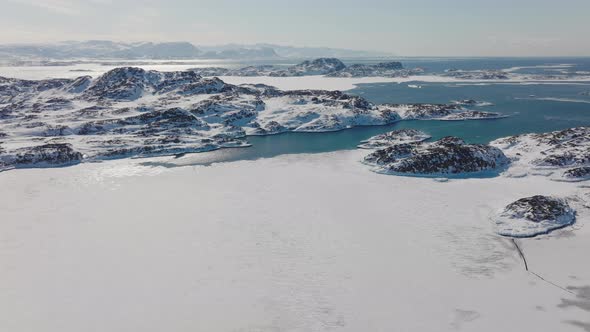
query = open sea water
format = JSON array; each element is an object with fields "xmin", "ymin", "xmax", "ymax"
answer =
[{"xmin": 173, "ymin": 58, "xmax": 590, "ymax": 165}]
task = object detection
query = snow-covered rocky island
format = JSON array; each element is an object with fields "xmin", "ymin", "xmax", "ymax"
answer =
[
  {"xmin": 190, "ymin": 57, "xmax": 422, "ymax": 78},
  {"xmin": 188, "ymin": 57, "xmax": 590, "ymax": 83},
  {"xmin": 494, "ymin": 195, "xmax": 577, "ymax": 238},
  {"xmin": 361, "ymin": 136, "xmax": 510, "ymax": 176},
  {"xmin": 357, "ymin": 128, "xmax": 431, "ymax": 149},
  {"xmin": 0, "ymin": 67, "xmax": 504, "ymax": 171},
  {"xmin": 359, "ymin": 127, "xmax": 589, "ymax": 180}
]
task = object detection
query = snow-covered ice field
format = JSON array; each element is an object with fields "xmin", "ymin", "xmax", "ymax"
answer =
[{"xmin": 1, "ymin": 150, "xmax": 588, "ymax": 332}]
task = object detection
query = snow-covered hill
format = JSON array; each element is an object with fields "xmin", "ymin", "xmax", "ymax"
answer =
[{"xmin": 490, "ymin": 127, "xmax": 590, "ymax": 180}]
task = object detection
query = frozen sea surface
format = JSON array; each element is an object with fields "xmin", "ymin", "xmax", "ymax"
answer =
[{"xmin": 0, "ymin": 150, "xmax": 589, "ymax": 332}]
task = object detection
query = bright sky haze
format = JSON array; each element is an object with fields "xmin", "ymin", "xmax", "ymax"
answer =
[{"xmin": 2, "ymin": 0, "xmax": 589, "ymax": 56}]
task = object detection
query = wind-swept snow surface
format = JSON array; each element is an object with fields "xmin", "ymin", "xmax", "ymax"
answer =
[{"xmin": 0, "ymin": 150, "xmax": 589, "ymax": 332}]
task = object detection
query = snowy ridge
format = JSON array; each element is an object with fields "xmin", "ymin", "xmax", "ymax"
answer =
[{"xmin": 0, "ymin": 67, "xmax": 503, "ymax": 171}]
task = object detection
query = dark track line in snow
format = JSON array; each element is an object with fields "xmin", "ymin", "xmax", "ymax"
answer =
[
  {"xmin": 529, "ymin": 271, "xmax": 576, "ymax": 296},
  {"xmin": 512, "ymin": 239, "xmax": 576, "ymax": 296},
  {"xmin": 512, "ymin": 239, "xmax": 528, "ymax": 271}
]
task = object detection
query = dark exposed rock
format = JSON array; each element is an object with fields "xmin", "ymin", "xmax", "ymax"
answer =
[
  {"xmin": 363, "ymin": 136, "xmax": 509, "ymax": 176},
  {"xmin": 362, "ymin": 143, "xmax": 418, "ymax": 165},
  {"xmin": 563, "ymin": 166, "xmax": 590, "ymax": 180},
  {"xmin": 358, "ymin": 129, "xmax": 431, "ymax": 149},
  {"xmin": 327, "ymin": 62, "xmax": 410, "ymax": 77},
  {"xmin": 494, "ymin": 195, "xmax": 576, "ymax": 237},
  {"xmin": 504, "ymin": 196, "xmax": 573, "ymax": 223},
  {"xmin": 393, "ymin": 104, "xmax": 457, "ymax": 119},
  {"xmin": 249, "ymin": 121, "xmax": 288, "ymax": 135},
  {"xmin": 282, "ymin": 58, "xmax": 346, "ymax": 76},
  {"xmin": 83, "ymin": 67, "xmax": 206, "ymax": 100},
  {"xmin": 536, "ymin": 149, "xmax": 590, "ymax": 167},
  {"xmin": 65, "ymin": 76, "xmax": 92, "ymax": 93},
  {"xmin": 443, "ymin": 69, "xmax": 509, "ymax": 80},
  {"xmin": 9, "ymin": 143, "xmax": 83, "ymax": 167}
]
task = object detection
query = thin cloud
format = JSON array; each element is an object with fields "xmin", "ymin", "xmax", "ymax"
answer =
[{"xmin": 5, "ymin": 0, "xmax": 81, "ymax": 15}]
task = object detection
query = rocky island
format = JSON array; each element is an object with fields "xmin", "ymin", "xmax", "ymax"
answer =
[
  {"xmin": 190, "ymin": 58, "xmax": 422, "ymax": 78},
  {"xmin": 362, "ymin": 136, "xmax": 510, "ymax": 176},
  {"xmin": 491, "ymin": 127, "xmax": 590, "ymax": 179},
  {"xmin": 494, "ymin": 195, "xmax": 576, "ymax": 237},
  {"xmin": 357, "ymin": 129, "xmax": 431, "ymax": 149}
]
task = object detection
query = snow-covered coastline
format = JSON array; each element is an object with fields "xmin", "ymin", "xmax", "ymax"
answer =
[
  {"xmin": 0, "ymin": 67, "xmax": 505, "ymax": 172},
  {"xmin": 0, "ymin": 149, "xmax": 588, "ymax": 332}
]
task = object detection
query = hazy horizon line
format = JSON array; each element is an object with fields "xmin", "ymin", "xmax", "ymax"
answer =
[{"xmin": 1, "ymin": 40, "xmax": 589, "ymax": 58}]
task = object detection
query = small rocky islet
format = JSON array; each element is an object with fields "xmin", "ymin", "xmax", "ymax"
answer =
[
  {"xmin": 190, "ymin": 57, "xmax": 422, "ymax": 78},
  {"xmin": 357, "ymin": 129, "xmax": 431, "ymax": 149},
  {"xmin": 361, "ymin": 135, "xmax": 509, "ymax": 176},
  {"xmin": 494, "ymin": 195, "xmax": 576, "ymax": 238}
]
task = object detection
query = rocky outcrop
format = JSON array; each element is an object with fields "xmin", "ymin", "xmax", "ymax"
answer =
[
  {"xmin": 0, "ymin": 143, "xmax": 83, "ymax": 169},
  {"xmin": 326, "ymin": 62, "xmax": 415, "ymax": 77},
  {"xmin": 443, "ymin": 69, "xmax": 510, "ymax": 80},
  {"xmin": 563, "ymin": 166, "xmax": 590, "ymax": 181},
  {"xmin": 284, "ymin": 58, "xmax": 346, "ymax": 76},
  {"xmin": 382, "ymin": 103, "xmax": 506, "ymax": 121},
  {"xmin": 83, "ymin": 67, "xmax": 213, "ymax": 100},
  {"xmin": 452, "ymin": 99, "xmax": 494, "ymax": 107},
  {"xmin": 357, "ymin": 129, "xmax": 431, "ymax": 149},
  {"xmin": 362, "ymin": 136, "xmax": 509, "ymax": 176},
  {"xmin": 491, "ymin": 127, "xmax": 590, "ymax": 178},
  {"xmin": 190, "ymin": 58, "xmax": 346, "ymax": 77},
  {"xmin": 494, "ymin": 195, "xmax": 576, "ymax": 237}
]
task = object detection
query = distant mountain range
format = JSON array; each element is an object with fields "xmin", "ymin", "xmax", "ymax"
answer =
[{"xmin": 0, "ymin": 40, "xmax": 394, "ymax": 60}]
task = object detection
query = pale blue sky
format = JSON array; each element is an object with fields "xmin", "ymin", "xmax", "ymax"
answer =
[{"xmin": 1, "ymin": 0, "xmax": 589, "ymax": 56}]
